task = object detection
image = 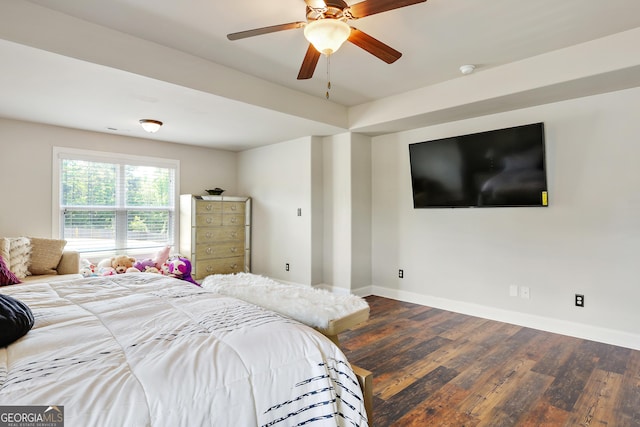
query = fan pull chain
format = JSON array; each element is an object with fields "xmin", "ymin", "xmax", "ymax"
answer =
[{"xmin": 326, "ymin": 54, "xmax": 331, "ymax": 99}]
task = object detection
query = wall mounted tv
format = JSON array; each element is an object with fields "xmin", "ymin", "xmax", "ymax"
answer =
[{"xmin": 409, "ymin": 122, "xmax": 548, "ymax": 208}]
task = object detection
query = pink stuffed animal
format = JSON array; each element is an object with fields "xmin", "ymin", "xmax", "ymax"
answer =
[{"xmin": 153, "ymin": 246, "xmax": 171, "ymax": 269}]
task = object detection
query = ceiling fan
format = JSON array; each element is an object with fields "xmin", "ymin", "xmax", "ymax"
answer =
[{"xmin": 227, "ymin": 0, "xmax": 427, "ymax": 80}]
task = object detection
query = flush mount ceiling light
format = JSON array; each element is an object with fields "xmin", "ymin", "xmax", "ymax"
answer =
[
  {"xmin": 303, "ymin": 19, "xmax": 351, "ymax": 55},
  {"xmin": 459, "ymin": 64, "xmax": 476, "ymax": 75},
  {"xmin": 139, "ymin": 119, "xmax": 163, "ymax": 133}
]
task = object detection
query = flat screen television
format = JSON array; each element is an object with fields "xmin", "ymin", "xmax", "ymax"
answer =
[{"xmin": 409, "ymin": 122, "xmax": 548, "ymax": 208}]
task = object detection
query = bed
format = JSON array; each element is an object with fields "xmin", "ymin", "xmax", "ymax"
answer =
[{"xmin": 0, "ymin": 273, "xmax": 368, "ymax": 427}]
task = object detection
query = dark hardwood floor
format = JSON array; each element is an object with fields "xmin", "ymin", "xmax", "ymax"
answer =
[{"xmin": 340, "ymin": 296, "xmax": 640, "ymax": 427}]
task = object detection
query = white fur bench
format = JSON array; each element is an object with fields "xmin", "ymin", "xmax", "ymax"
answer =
[
  {"xmin": 201, "ymin": 273, "xmax": 373, "ymax": 421},
  {"xmin": 201, "ymin": 273, "xmax": 369, "ymax": 339}
]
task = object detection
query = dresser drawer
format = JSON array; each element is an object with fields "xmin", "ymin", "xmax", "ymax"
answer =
[
  {"xmin": 195, "ymin": 214, "xmax": 223, "ymax": 227},
  {"xmin": 222, "ymin": 202, "xmax": 245, "ymax": 215},
  {"xmin": 195, "ymin": 227, "xmax": 244, "ymax": 243},
  {"xmin": 195, "ymin": 201, "xmax": 223, "ymax": 214},
  {"xmin": 195, "ymin": 242, "xmax": 244, "ymax": 259},
  {"xmin": 223, "ymin": 213, "xmax": 245, "ymax": 226},
  {"xmin": 195, "ymin": 256, "xmax": 245, "ymax": 278}
]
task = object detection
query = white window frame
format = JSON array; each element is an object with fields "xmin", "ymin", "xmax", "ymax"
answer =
[{"xmin": 52, "ymin": 147, "xmax": 180, "ymax": 259}]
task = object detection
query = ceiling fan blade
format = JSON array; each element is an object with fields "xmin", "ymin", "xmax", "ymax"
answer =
[
  {"xmin": 348, "ymin": 28, "xmax": 401, "ymax": 64},
  {"xmin": 227, "ymin": 22, "xmax": 306, "ymax": 41},
  {"xmin": 304, "ymin": 0, "xmax": 328, "ymax": 9},
  {"xmin": 297, "ymin": 44, "xmax": 321, "ymax": 80},
  {"xmin": 348, "ymin": 0, "xmax": 426, "ymax": 18}
]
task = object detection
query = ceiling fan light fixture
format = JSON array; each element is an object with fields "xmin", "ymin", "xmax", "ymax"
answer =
[
  {"xmin": 303, "ymin": 19, "xmax": 351, "ymax": 55},
  {"xmin": 139, "ymin": 119, "xmax": 163, "ymax": 133}
]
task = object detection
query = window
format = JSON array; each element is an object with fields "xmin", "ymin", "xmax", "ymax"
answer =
[{"xmin": 53, "ymin": 147, "xmax": 179, "ymax": 258}]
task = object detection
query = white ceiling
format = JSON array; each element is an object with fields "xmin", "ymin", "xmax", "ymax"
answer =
[{"xmin": 1, "ymin": 0, "xmax": 639, "ymax": 151}]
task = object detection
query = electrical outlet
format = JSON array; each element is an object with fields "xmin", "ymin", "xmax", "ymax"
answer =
[
  {"xmin": 398, "ymin": 269, "xmax": 404, "ymax": 279},
  {"xmin": 509, "ymin": 285, "xmax": 519, "ymax": 297},
  {"xmin": 285, "ymin": 263, "xmax": 290, "ymax": 272},
  {"xmin": 520, "ymin": 286, "xmax": 530, "ymax": 299},
  {"xmin": 575, "ymin": 294, "xmax": 584, "ymax": 307}
]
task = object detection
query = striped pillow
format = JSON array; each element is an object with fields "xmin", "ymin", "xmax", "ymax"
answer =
[{"xmin": 0, "ymin": 237, "xmax": 32, "ymax": 279}]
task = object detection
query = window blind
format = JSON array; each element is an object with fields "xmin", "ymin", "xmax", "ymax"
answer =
[{"xmin": 57, "ymin": 150, "xmax": 177, "ymax": 256}]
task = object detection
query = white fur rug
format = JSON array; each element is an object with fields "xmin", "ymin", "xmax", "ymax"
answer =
[{"xmin": 201, "ymin": 273, "xmax": 369, "ymax": 329}]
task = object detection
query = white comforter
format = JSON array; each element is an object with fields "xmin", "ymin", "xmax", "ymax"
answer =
[{"xmin": 0, "ymin": 274, "xmax": 368, "ymax": 427}]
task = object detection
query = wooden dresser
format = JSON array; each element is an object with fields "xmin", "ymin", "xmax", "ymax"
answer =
[{"xmin": 179, "ymin": 194, "xmax": 251, "ymax": 280}]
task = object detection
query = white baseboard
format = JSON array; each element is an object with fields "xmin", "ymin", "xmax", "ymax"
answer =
[
  {"xmin": 313, "ymin": 283, "xmax": 353, "ymax": 296},
  {"xmin": 357, "ymin": 285, "xmax": 640, "ymax": 351},
  {"xmin": 351, "ymin": 285, "xmax": 374, "ymax": 297}
]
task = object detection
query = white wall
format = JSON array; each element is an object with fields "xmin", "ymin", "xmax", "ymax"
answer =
[
  {"xmin": 310, "ymin": 138, "xmax": 324, "ymax": 285},
  {"xmin": 238, "ymin": 137, "xmax": 314, "ymax": 284},
  {"xmin": 321, "ymin": 133, "xmax": 372, "ymax": 293},
  {"xmin": 349, "ymin": 134, "xmax": 372, "ymax": 292},
  {"xmin": 239, "ymin": 132, "xmax": 372, "ymax": 293},
  {"xmin": 370, "ymin": 87, "xmax": 640, "ymax": 350},
  {"xmin": 0, "ymin": 118, "xmax": 238, "ymax": 241},
  {"xmin": 323, "ymin": 134, "xmax": 353, "ymax": 290}
]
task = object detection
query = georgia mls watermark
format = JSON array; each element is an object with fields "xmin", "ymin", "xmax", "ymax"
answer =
[{"xmin": 0, "ymin": 406, "xmax": 64, "ymax": 427}]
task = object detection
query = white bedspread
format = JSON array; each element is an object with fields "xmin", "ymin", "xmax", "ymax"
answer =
[{"xmin": 0, "ymin": 274, "xmax": 368, "ymax": 427}]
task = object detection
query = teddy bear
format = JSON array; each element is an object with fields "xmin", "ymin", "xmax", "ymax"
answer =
[{"xmin": 110, "ymin": 255, "xmax": 137, "ymax": 274}]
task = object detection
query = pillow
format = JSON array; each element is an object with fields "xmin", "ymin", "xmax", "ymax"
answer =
[
  {"xmin": 0, "ymin": 256, "xmax": 21, "ymax": 286},
  {"xmin": 28, "ymin": 237, "xmax": 67, "ymax": 275},
  {"xmin": 0, "ymin": 238, "xmax": 9, "ymax": 264},
  {"xmin": 0, "ymin": 294, "xmax": 34, "ymax": 347},
  {"xmin": 7, "ymin": 237, "xmax": 31, "ymax": 279}
]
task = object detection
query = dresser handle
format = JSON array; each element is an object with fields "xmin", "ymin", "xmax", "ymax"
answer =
[
  {"xmin": 206, "ymin": 232, "xmax": 212, "ymax": 238},
  {"xmin": 230, "ymin": 232, "xmax": 237, "ymax": 238},
  {"xmin": 206, "ymin": 204, "xmax": 212, "ymax": 211},
  {"xmin": 230, "ymin": 247, "xmax": 237, "ymax": 253},
  {"xmin": 230, "ymin": 217, "xmax": 237, "ymax": 224},
  {"xmin": 230, "ymin": 263, "xmax": 238, "ymax": 269},
  {"xmin": 206, "ymin": 217, "xmax": 212, "ymax": 224},
  {"xmin": 206, "ymin": 266, "xmax": 213, "ymax": 272},
  {"xmin": 231, "ymin": 205, "xmax": 237, "ymax": 211},
  {"xmin": 206, "ymin": 247, "xmax": 212, "ymax": 254}
]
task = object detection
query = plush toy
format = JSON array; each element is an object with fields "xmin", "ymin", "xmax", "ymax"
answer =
[
  {"xmin": 166, "ymin": 256, "xmax": 198, "ymax": 286},
  {"xmin": 97, "ymin": 258, "xmax": 112, "ymax": 269},
  {"xmin": 133, "ymin": 258, "xmax": 156, "ymax": 272},
  {"xmin": 111, "ymin": 255, "xmax": 136, "ymax": 274},
  {"xmin": 160, "ymin": 261, "xmax": 171, "ymax": 276},
  {"xmin": 132, "ymin": 246, "xmax": 171, "ymax": 274},
  {"xmin": 153, "ymin": 246, "xmax": 171, "ymax": 269},
  {"xmin": 80, "ymin": 259, "xmax": 98, "ymax": 278},
  {"xmin": 99, "ymin": 266, "xmax": 117, "ymax": 276}
]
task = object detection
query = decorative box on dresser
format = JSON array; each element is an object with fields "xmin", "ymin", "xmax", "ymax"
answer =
[{"xmin": 180, "ymin": 194, "xmax": 251, "ymax": 280}]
